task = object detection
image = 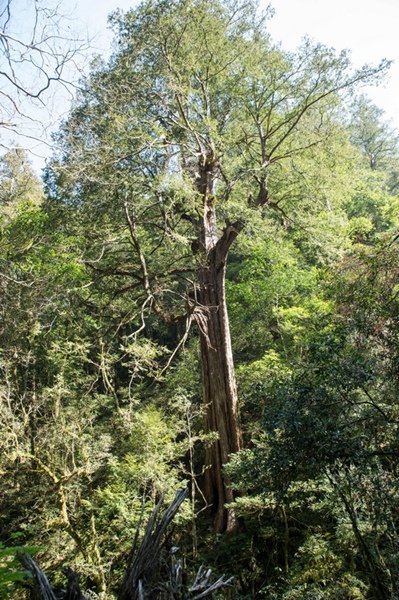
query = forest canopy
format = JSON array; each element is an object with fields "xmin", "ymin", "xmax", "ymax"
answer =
[{"xmin": 1, "ymin": 1, "xmax": 399, "ymax": 599}]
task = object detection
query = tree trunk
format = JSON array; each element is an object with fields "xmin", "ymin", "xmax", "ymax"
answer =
[
  {"xmin": 187, "ymin": 150, "xmax": 244, "ymax": 532},
  {"xmin": 194, "ymin": 220, "xmax": 243, "ymax": 533}
]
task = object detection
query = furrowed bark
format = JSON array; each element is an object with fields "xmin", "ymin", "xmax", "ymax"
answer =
[
  {"xmin": 190, "ymin": 150, "xmax": 244, "ymax": 533},
  {"xmin": 198, "ymin": 226, "xmax": 243, "ymax": 533}
]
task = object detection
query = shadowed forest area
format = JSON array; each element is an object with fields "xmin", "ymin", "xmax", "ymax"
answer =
[{"xmin": 1, "ymin": 1, "xmax": 399, "ymax": 598}]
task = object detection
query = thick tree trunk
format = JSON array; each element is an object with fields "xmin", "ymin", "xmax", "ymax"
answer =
[
  {"xmin": 195, "ymin": 221, "xmax": 243, "ymax": 533},
  {"xmin": 187, "ymin": 150, "xmax": 244, "ymax": 532}
]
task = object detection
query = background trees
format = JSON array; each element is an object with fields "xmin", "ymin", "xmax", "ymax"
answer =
[
  {"xmin": 46, "ymin": 0, "xmax": 387, "ymax": 533},
  {"xmin": 1, "ymin": 0, "xmax": 399, "ymax": 598}
]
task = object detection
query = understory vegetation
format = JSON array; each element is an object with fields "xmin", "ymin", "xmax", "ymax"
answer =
[{"xmin": 1, "ymin": 1, "xmax": 399, "ymax": 598}]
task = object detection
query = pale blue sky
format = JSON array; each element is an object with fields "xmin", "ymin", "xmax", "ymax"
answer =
[
  {"xmin": 78, "ymin": 0, "xmax": 399, "ymax": 124},
  {"xmin": 267, "ymin": 0, "xmax": 399, "ymax": 128},
  {"xmin": 3, "ymin": 0, "xmax": 399, "ymax": 170}
]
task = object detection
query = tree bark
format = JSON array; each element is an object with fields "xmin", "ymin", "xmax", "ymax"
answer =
[
  {"xmin": 194, "ymin": 220, "xmax": 243, "ymax": 533},
  {"xmin": 182, "ymin": 148, "xmax": 244, "ymax": 532}
]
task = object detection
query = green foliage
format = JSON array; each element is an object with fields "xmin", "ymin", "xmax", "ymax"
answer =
[
  {"xmin": 1, "ymin": 1, "xmax": 399, "ymax": 598},
  {"xmin": 0, "ymin": 149, "xmax": 43, "ymax": 219},
  {"xmin": 227, "ymin": 237, "xmax": 399, "ymax": 597},
  {"xmin": 0, "ymin": 539, "xmax": 39, "ymax": 598}
]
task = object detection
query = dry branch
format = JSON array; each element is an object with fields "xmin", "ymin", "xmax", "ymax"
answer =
[{"xmin": 17, "ymin": 489, "xmax": 233, "ymax": 599}]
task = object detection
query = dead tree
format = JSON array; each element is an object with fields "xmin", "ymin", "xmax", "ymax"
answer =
[
  {"xmin": 17, "ymin": 553, "xmax": 86, "ymax": 600},
  {"xmin": 17, "ymin": 489, "xmax": 233, "ymax": 600},
  {"xmin": 119, "ymin": 489, "xmax": 190, "ymax": 600},
  {"xmin": 119, "ymin": 488, "xmax": 233, "ymax": 599}
]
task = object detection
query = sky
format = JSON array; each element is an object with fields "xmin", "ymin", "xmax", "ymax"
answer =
[
  {"xmin": 76, "ymin": 0, "xmax": 399, "ymax": 124},
  {"xmin": 2, "ymin": 0, "xmax": 399, "ymax": 171},
  {"xmin": 267, "ymin": 0, "xmax": 399, "ymax": 126}
]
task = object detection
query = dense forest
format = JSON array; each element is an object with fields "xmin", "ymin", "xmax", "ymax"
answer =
[{"xmin": 1, "ymin": 0, "xmax": 399, "ymax": 598}]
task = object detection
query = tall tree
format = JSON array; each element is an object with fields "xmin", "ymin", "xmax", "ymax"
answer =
[
  {"xmin": 349, "ymin": 95, "xmax": 399, "ymax": 170},
  {"xmin": 47, "ymin": 0, "xmax": 388, "ymax": 532}
]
